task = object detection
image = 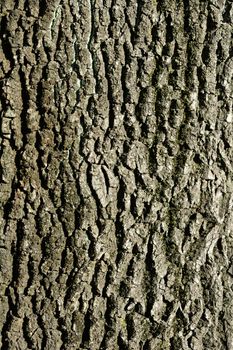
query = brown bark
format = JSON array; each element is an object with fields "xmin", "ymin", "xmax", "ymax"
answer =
[{"xmin": 0, "ymin": 0, "xmax": 233, "ymax": 349}]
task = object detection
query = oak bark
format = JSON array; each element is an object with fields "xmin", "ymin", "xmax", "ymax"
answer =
[{"xmin": 0, "ymin": 0, "xmax": 233, "ymax": 349}]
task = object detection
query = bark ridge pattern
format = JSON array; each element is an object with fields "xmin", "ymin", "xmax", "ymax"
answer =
[{"xmin": 0, "ymin": 0, "xmax": 233, "ymax": 349}]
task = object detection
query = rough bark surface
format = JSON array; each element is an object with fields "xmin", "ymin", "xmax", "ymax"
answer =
[{"xmin": 0, "ymin": 0, "xmax": 233, "ymax": 349}]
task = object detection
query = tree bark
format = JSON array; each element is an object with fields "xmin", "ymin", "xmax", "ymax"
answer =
[{"xmin": 0, "ymin": 0, "xmax": 233, "ymax": 349}]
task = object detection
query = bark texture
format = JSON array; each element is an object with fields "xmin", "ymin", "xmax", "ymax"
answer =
[{"xmin": 0, "ymin": 0, "xmax": 233, "ymax": 349}]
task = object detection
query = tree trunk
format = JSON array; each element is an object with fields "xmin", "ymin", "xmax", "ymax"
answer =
[{"xmin": 0, "ymin": 0, "xmax": 233, "ymax": 349}]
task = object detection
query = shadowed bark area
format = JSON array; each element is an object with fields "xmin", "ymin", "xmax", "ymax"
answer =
[{"xmin": 0, "ymin": 0, "xmax": 233, "ymax": 349}]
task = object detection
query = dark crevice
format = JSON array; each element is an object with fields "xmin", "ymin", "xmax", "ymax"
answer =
[
  {"xmin": 149, "ymin": 140, "xmax": 158, "ymax": 176},
  {"xmin": 135, "ymin": 87, "xmax": 148, "ymax": 125},
  {"xmin": 86, "ymin": 227, "xmax": 96, "ymax": 261},
  {"xmin": 197, "ymin": 72, "xmax": 207, "ymax": 107},
  {"xmin": 161, "ymin": 298, "xmax": 173, "ymax": 322},
  {"xmin": 23, "ymin": 0, "xmax": 31, "ymax": 17},
  {"xmin": 171, "ymin": 41, "xmax": 183, "ymax": 71},
  {"xmin": 170, "ymin": 336, "xmax": 182, "ymax": 350},
  {"xmin": 24, "ymin": 254, "xmax": 35, "ymax": 296},
  {"xmin": 115, "ymin": 175, "xmax": 126, "ymax": 265},
  {"xmin": 222, "ymin": 1, "xmax": 232, "ymax": 24},
  {"xmin": 130, "ymin": 193, "xmax": 137, "ymax": 218},
  {"xmin": 117, "ymin": 332, "xmax": 128, "ymax": 350},
  {"xmin": 0, "ymin": 309, "xmax": 13, "ymax": 350},
  {"xmin": 80, "ymin": 299, "xmax": 94, "ymax": 348},
  {"xmin": 101, "ymin": 166, "xmax": 110, "ymax": 195},
  {"xmin": 91, "ymin": 261, "xmax": 102, "ymax": 296},
  {"xmin": 193, "ymin": 153, "xmax": 202, "ymax": 165},
  {"xmin": 126, "ymin": 257, "xmax": 135, "ymax": 277},
  {"xmin": 19, "ymin": 66, "xmax": 30, "ymax": 146},
  {"xmin": 141, "ymin": 121, "xmax": 149, "ymax": 138},
  {"xmin": 119, "ymin": 280, "xmax": 130, "ymax": 298},
  {"xmin": 202, "ymin": 45, "xmax": 211, "ymax": 66},
  {"xmin": 151, "ymin": 56, "xmax": 163, "ymax": 87},
  {"xmin": 87, "ymin": 0, "xmax": 95, "ymax": 50},
  {"xmin": 32, "ymin": 21, "xmax": 40, "ymax": 50},
  {"xmin": 220, "ymin": 311, "xmax": 229, "ymax": 349},
  {"xmin": 135, "ymin": 302, "xmax": 143, "ymax": 315},
  {"xmin": 126, "ymin": 313, "xmax": 135, "ymax": 340},
  {"xmin": 176, "ymin": 307, "xmax": 187, "ymax": 328},
  {"xmin": 100, "ymin": 42, "xmax": 115, "ymax": 131},
  {"xmin": 86, "ymin": 164, "xmax": 103, "ymax": 233},
  {"xmin": 115, "ymin": 215, "xmax": 125, "ymax": 266},
  {"xmin": 36, "ymin": 66, "xmax": 48, "ymax": 118},
  {"xmin": 35, "ymin": 132, "xmax": 49, "ymax": 190},
  {"xmin": 23, "ymin": 316, "xmax": 34, "ymax": 349},
  {"xmin": 121, "ymin": 45, "xmax": 131, "ymax": 114},
  {"xmin": 183, "ymin": 0, "xmax": 190, "ymax": 34},
  {"xmin": 133, "ymin": 0, "xmax": 144, "ymax": 46},
  {"xmin": 30, "ymin": 285, "xmax": 47, "ymax": 344},
  {"xmin": 166, "ymin": 14, "xmax": 174, "ymax": 43},
  {"xmin": 99, "ymin": 295, "xmax": 116, "ymax": 349},
  {"xmin": 78, "ymin": 293, "xmax": 85, "ymax": 313},
  {"xmin": 187, "ymin": 336, "xmax": 192, "ymax": 348},
  {"xmin": 57, "ymin": 316, "xmax": 69, "ymax": 347},
  {"xmin": 65, "ymin": 268, "xmax": 77, "ymax": 296},
  {"xmin": 150, "ymin": 321, "xmax": 164, "ymax": 338},
  {"xmin": 107, "ymin": 0, "xmax": 115, "ymax": 38},
  {"xmin": 11, "ymin": 220, "xmax": 24, "ymax": 288},
  {"xmin": 74, "ymin": 204, "xmax": 83, "ymax": 232},
  {"xmin": 216, "ymin": 40, "xmax": 224, "ymax": 64},
  {"xmin": 59, "ymin": 245, "xmax": 69, "ymax": 271},
  {"xmin": 2, "ymin": 178, "xmax": 17, "ymax": 222},
  {"xmin": 120, "ymin": 140, "xmax": 130, "ymax": 168},
  {"xmin": 145, "ymin": 229, "xmax": 156, "ymax": 319},
  {"xmin": 206, "ymin": 10, "xmax": 218, "ymax": 31},
  {"xmin": 35, "ymin": 312, "xmax": 47, "ymax": 349},
  {"xmin": 56, "ymin": 181, "xmax": 72, "ymax": 237},
  {"xmin": 123, "ymin": 113, "xmax": 136, "ymax": 140},
  {"xmin": 132, "ymin": 243, "xmax": 140, "ymax": 256},
  {"xmin": 39, "ymin": 0, "xmax": 48, "ymax": 17},
  {"xmin": 0, "ymin": 16, "xmax": 15, "ymax": 71},
  {"xmin": 134, "ymin": 167, "xmax": 146, "ymax": 189},
  {"xmin": 102, "ymin": 264, "xmax": 114, "ymax": 298},
  {"xmin": 143, "ymin": 340, "xmax": 151, "ymax": 350}
]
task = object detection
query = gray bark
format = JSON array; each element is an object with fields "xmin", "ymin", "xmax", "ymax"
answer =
[{"xmin": 0, "ymin": 0, "xmax": 233, "ymax": 349}]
